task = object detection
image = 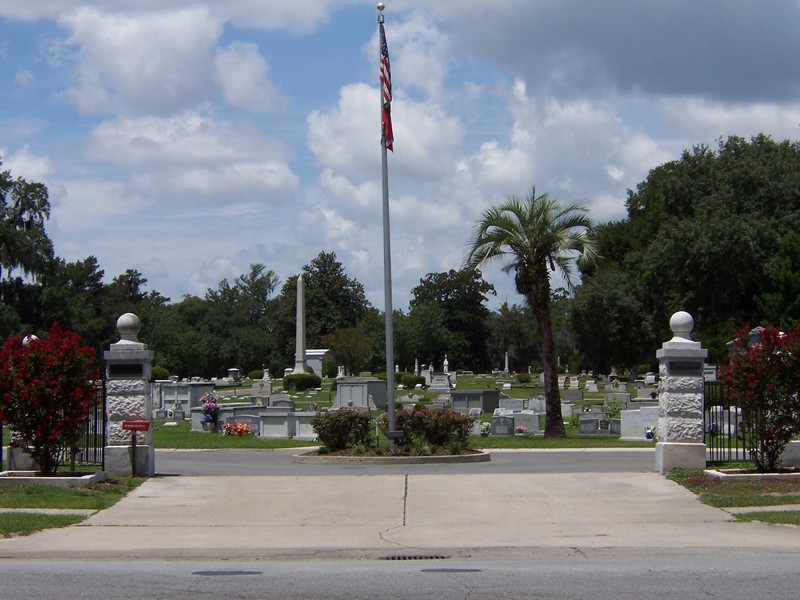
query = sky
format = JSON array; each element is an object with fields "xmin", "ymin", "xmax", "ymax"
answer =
[{"xmin": 2, "ymin": 1, "xmax": 800, "ymax": 312}]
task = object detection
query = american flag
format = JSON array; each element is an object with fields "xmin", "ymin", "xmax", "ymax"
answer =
[{"xmin": 379, "ymin": 22, "xmax": 393, "ymax": 151}]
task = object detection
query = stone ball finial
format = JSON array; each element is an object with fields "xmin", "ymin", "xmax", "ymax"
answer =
[
  {"xmin": 116, "ymin": 312, "xmax": 142, "ymax": 343},
  {"xmin": 669, "ymin": 311, "xmax": 694, "ymax": 340}
]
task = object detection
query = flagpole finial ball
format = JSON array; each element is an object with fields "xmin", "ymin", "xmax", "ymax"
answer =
[{"xmin": 377, "ymin": 3, "xmax": 385, "ymax": 11}]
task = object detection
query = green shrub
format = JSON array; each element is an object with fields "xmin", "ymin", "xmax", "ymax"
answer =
[
  {"xmin": 247, "ymin": 369, "xmax": 263, "ymax": 380},
  {"xmin": 283, "ymin": 373, "xmax": 321, "ymax": 391},
  {"xmin": 396, "ymin": 372, "xmax": 425, "ymax": 389},
  {"xmin": 603, "ymin": 400, "xmax": 625, "ymax": 420},
  {"xmin": 383, "ymin": 407, "xmax": 475, "ymax": 454},
  {"xmin": 151, "ymin": 365, "xmax": 170, "ymax": 381},
  {"xmin": 311, "ymin": 409, "xmax": 371, "ymax": 452},
  {"xmin": 516, "ymin": 372, "xmax": 531, "ymax": 385}
]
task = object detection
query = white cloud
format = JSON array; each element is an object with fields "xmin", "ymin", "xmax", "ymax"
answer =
[
  {"xmin": 2, "ymin": 145, "xmax": 55, "ymax": 183},
  {"xmin": 84, "ymin": 111, "xmax": 300, "ymax": 204},
  {"xmin": 657, "ymin": 97, "xmax": 800, "ymax": 144},
  {"xmin": 59, "ymin": 6, "xmax": 222, "ymax": 116},
  {"xmin": 214, "ymin": 42, "xmax": 284, "ymax": 112}
]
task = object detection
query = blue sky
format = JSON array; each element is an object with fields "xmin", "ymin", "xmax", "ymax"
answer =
[{"xmin": 2, "ymin": 1, "xmax": 800, "ymax": 311}]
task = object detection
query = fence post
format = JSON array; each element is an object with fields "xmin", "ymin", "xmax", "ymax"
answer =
[{"xmin": 655, "ymin": 311, "xmax": 708, "ymax": 474}]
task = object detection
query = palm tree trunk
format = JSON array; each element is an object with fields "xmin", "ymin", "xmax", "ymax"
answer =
[{"xmin": 529, "ymin": 287, "xmax": 565, "ymax": 438}]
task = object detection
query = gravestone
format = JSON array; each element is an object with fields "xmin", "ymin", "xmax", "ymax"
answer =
[
  {"xmin": 271, "ymin": 397, "xmax": 296, "ymax": 410},
  {"xmin": 499, "ymin": 398, "xmax": 524, "ymax": 411},
  {"xmin": 585, "ymin": 381, "xmax": 598, "ymax": 393},
  {"xmin": 561, "ymin": 389, "xmax": 584, "ymax": 402},
  {"xmin": 451, "ymin": 390, "xmax": 500, "ymax": 414},
  {"xmin": 259, "ymin": 412, "xmax": 296, "ymax": 438},
  {"xmin": 429, "ymin": 373, "xmax": 453, "ymax": 392},
  {"xmin": 620, "ymin": 406, "xmax": 659, "ymax": 441},
  {"xmin": 579, "ymin": 415, "xmax": 600, "ymax": 434},
  {"xmin": 333, "ymin": 379, "xmax": 386, "ymax": 410},
  {"xmin": 293, "ymin": 412, "xmax": 317, "ymax": 440},
  {"xmin": 513, "ymin": 411, "xmax": 541, "ymax": 433},
  {"xmin": 527, "ymin": 395, "xmax": 546, "ymax": 412},
  {"xmin": 490, "ymin": 414, "xmax": 515, "ymax": 436}
]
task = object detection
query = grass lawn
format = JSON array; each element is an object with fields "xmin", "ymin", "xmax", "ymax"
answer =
[
  {"xmin": 0, "ymin": 478, "xmax": 143, "ymax": 537},
  {"xmin": 669, "ymin": 468, "xmax": 800, "ymax": 527},
  {"xmin": 0, "ymin": 513, "xmax": 85, "ymax": 537},
  {"xmin": 151, "ymin": 421, "xmax": 318, "ymax": 449},
  {"xmin": 734, "ymin": 511, "xmax": 800, "ymax": 526},
  {"xmin": 668, "ymin": 469, "xmax": 800, "ymax": 508}
]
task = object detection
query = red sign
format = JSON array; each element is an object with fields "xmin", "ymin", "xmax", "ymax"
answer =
[{"xmin": 122, "ymin": 420, "xmax": 151, "ymax": 432}]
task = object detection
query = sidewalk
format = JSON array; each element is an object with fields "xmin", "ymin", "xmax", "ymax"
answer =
[{"xmin": 2, "ymin": 471, "xmax": 800, "ymax": 560}]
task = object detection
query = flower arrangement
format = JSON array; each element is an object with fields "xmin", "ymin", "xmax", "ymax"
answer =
[
  {"xmin": 200, "ymin": 392, "xmax": 220, "ymax": 424},
  {"xmin": 644, "ymin": 426, "xmax": 657, "ymax": 440},
  {"xmin": 480, "ymin": 422, "xmax": 491, "ymax": 437},
  {"xmin": 706, "ymin": 422, "xmax": 720, "ymax": 437},
  {"xmin": 515, "ymin": 425, "xmax": 527, "ymax": 434},
  {"xmin": 223, "ymin": 422, "xmax": 252, "ymax": 437}
]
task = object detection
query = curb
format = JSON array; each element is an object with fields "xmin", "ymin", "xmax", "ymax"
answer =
[{"xmin": 292, "ymin": 451, "xmax": 491, "ymax": 465}]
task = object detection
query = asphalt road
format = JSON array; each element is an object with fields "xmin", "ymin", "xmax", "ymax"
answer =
[
  {"xmin": 154, "ymin": 448, "xmax": 657, "ymax": 476},
  {"xmin": 3, "ymin": 553, "xmax": 800, "ymax": 600}
]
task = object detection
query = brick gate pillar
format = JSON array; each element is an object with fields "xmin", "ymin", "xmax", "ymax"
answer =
[{"xmin": 655, "ymin": 311, "xmax": 708, "ymax": 474}]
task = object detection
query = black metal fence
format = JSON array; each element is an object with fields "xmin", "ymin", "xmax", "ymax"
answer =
[
  {"xmin": 704, "ymin": 381, "xmax": 750, "ymax": 464},
  {"xmin": 69, "ymin": 379, "xmax": 107, "ymax": 470},
  {"xmin": 1, "ymin": 379, "xmax": 106, "ymax": 471}
]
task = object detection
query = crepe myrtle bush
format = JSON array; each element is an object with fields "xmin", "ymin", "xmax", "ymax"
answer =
[
  {"xmin": 382, "ymin": 407, "xmax": 475, "ymax": 453},
  {"xmin": 721, "ymin": 325, "xmax": 800, "ymax": 472},
  {"xmin": 311, "ymin": 409, "xmax": 371, "ymax": 452},
  {"xmin": 0, "ymin": 323, "xmax": 99, "ymax": 475}
]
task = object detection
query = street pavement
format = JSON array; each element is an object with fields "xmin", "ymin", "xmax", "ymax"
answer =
[{"xmin": 1, "ymin": 449, "xmax": 799, "ymax": 561}]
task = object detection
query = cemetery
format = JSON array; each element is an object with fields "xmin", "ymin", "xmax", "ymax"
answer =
[{"xmin": 5, "ymin": 308, "xmax": 799, "ymax": 478}]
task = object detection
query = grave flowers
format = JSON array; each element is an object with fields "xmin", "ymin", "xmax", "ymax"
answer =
[
  {"xmin": 515, "ymin": 426, "xmax": 527, "ymax": 435},
  {"xmin": 644, "ymin": 426, "xmax": 657, "ymax": 440},
  {"xmin": 223, "ymin": 422, "xmax": 252, "ymax": 437},
  {"xmin": 200, "ymin": 392, "xmax": 220, "ymax": 431}
]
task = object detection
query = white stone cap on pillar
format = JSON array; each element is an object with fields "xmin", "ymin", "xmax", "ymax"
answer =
[
  {"xmin": 109, "ymin": 312, "xmax": 146, "ymax": 350},
  {"xmin": 656, "ymin": 311, "xmax": 708, "ymax": 360}
]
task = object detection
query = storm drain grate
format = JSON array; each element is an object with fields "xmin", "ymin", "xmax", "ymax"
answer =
[
  {"xmin": 193, "ymin": 570, "xmax": 263, "ymax": 577},
  {"xmin": 383, "ymin": 554, "xmax": 449, "ymax": 561}
]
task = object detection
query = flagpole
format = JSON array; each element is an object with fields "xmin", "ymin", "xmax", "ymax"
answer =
[{"xmin": 377, "ymin": 2, "xmax": 397, "ymax": 450}]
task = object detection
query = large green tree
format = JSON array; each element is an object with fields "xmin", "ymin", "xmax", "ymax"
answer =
[
  {"xmin": 409, "ymin": 268, "xmax": 495, "ymax": 371},
  {"xmin": 264, "ymin": 252, "xmax": 371, "ymax": 376},
  {"xmin": 0, "ymin": 162, "xmax": 53, "ymax": 285},
  {"xmin": 485, "ymin": 301, "xmax": 540, "ymax": 373},
  {"xmin": 465, "ymin": 188, "xmax": 597, "ymax": 438},
  {"xmin": 582, "ymin": 134, "xmax": 800, "ymax": 363}
]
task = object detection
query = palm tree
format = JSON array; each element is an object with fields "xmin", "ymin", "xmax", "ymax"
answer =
[{"xmin": 464, "ymin": 187, "xmax": 598, "ymax": 438}]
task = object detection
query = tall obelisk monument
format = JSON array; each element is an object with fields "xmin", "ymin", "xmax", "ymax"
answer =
[{"xmin": 293, "ymin": 274, "xmax": 307, "ymax": 374}]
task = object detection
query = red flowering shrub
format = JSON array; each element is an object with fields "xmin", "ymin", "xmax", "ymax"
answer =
[
  {"xmin": 721, "ymin": 326, "xmax": 800, "ymax": 472},
  {"xmin": 0, "ymin": 323, "xmax": 99, "ymax": 475},
  {"xmin": 311, "ymin": 409, "xmax": 371, "ymax": 451},
  {"xmin": 386, "ymin": 407, "xmax": 475, "ymax": 454}
]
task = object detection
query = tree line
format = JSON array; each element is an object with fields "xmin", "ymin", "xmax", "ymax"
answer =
[{"xmin": 2, "ymin": 133, "xmax": 799, "ymax": 383}]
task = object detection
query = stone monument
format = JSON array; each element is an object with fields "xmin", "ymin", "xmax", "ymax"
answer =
[
  {"xmin": 292, "ymin": 274, "xmax": 307, "ymax": 374},
  {"xmin": 655, "ymin": 311, "xmax": 708, "ymax": 474},
  {"xmin": 104, "ymin": 313, "xmax": 155, "ymax": 477}
]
